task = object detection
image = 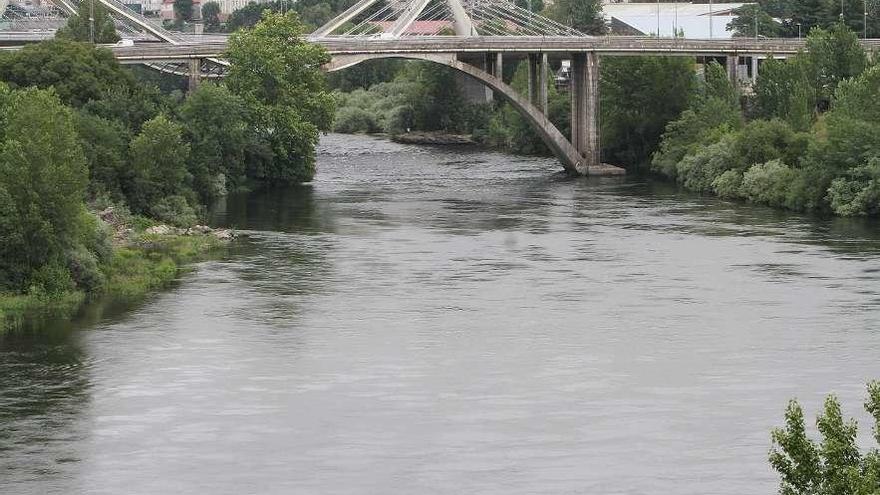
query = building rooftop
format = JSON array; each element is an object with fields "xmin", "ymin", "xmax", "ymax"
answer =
[{"xmin": 604, "ymin": 2, "xmax": 752, "ymax": 39}]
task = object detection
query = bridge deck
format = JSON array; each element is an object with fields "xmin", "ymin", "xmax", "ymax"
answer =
[{"xmin": 98, "ymin": 36, "xmax": 880, "ymax": 62}]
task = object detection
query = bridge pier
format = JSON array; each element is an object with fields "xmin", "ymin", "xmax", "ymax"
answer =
[
  {"xmin": 527, "ymin": 53, "xmax": 548, "ymax": 113},
  {"xmin": 725, "ymin": 55, "xmax": 738, "ymax": 83},
  {"xmin": 485, "ymin": 52, "xmax": 503, "ymax": 79},
  {"xmin": 188, "ymin": 58, "xmax": 202, "ymax": 92},
  {"xmin": 570, "ymin": 52, "xmax": 600, "ymax": 171}
]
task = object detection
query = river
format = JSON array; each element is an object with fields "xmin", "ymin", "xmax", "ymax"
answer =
[{"xmin": 2, "ymin": 133, "xmax": 880, "ymax": 494}]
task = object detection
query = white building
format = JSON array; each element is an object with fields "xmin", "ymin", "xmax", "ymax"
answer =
[{"xmin": 603, "ymin": 2, "xmax": 752, "ymax": 39}]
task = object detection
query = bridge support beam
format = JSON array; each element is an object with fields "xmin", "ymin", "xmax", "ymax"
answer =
[
  {"xmin": 485, "ymin": 52, "xmax": 503, "ymax": 79},
  {"xmin": 570, "ymin": 52, "xmax": 600, "ymax": 170},
  {"xmin": 726, "ymin": 55, "xmax": 738, "ymax": 84},
  {"xmin": 528, "ymin": 53, "xmax": 548, "ymax": 113},
  {"xmin": 188, "ymin": 58, "xmax": 201, "ymax": 92}
]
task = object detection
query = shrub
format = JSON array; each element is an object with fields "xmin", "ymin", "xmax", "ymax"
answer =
[
  {"xmin": 712, "ymin": 169, "xmax": 745, "ymax": 199},
  {"xmin": 826, "ymin": 159, "xmax": 880, "ymax": 216},
  {"xmin": 675, "ymin": 138, "xmax": 738, "ymax": 193},
  {"xmin": 149, "ymin": 195, "xmax": 201, "ymax": 227},
  {"xmin": 384, "ymin": 104, "xmax": 415, "ymax": 135},
  {"xmin": 740, "ymin": 159, "xmax": 798, "ymax": 207},
  {"xmin": 66, "ymin": 245, "xmax": 105, "ymax": 294},
  {"xmin": 333, "ymin": 106, "xmax": 379, "ymax": 133}
]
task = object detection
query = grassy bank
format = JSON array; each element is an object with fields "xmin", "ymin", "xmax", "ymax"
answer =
[{"xmin": 0, "ymin": 233, "xmax": 226, "ymax": 332}]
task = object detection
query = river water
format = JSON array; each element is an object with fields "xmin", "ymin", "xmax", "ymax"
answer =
[{"xmin": 3, "ymin": 133, "xmax": 880, "ymax": 494}]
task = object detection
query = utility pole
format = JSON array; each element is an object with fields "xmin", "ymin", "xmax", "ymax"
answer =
[
  {"xmin": 657, "ymin": 0, "xmax": 660, "ymax": 36},
  {"xmin": 89, "ymin": 0, "xmax": 95, "ymax": 43},
  {"xmin": 755, "ymin": 7, "xmax": 758, "ymax": 38},
  {"xmin": 709, "ymin": 0, "xmax": 713, "ymax": 38},
  {"xmin": 866, "ymin": 0, "xmax": 869, "ymax": 38}
]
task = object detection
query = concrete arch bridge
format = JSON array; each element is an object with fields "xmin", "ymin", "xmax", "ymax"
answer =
[{"xmin": 9, "ymin": 0, "xmax": 880, "ymax": 174}]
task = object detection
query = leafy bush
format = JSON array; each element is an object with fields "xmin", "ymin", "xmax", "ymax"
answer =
[
  {"xmin": 384, "ymin": 104, "xmax": 415, "ymax": 135},
  {"xmin": 333, "ymin": 106, "xmax": 379, "ymax": 133},
  {"xmin": 740, "ymin": 159, "xmax": 798, "ymax": 207},
  {"xmin": 66, "ymin": 245, "xmax": 105, "ymax": 294},
  {"xmin": 149, "ymin": 195, "xmax": 201, "ymax": 227},
  {"xmin": 711, "ymin": 169, "xmax": 745, "ymax": 198},
  {"xmin": 827, "ymin": 159, "xmax": 880, "ymax": 216},
  {"xmin": 675, "ymin": 138, "xmax": 738, "ymax": 192},
  {"xmin": 770, "ymin": 381, "xmax": 880, "ymax": 495}
]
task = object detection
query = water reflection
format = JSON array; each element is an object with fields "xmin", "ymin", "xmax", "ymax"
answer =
[
  {"xmin": 2, "ymin": 133, "xmax": 880, "ymax": 495},
  {"xmin": 0, "ymin": 328, "xmax": 89, "ymax": 488}
]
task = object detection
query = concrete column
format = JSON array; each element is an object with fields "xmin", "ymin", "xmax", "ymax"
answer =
[
  {"xmin": 188, "ymin": 58, "xmax": 201, "ymax": 92},
  {"xmin": 527, "ymin": 53, "xmax": 539, "ymax": 105},
  {"xmin": 527, "ymin": 53, "xmax": 548, "ymax": 113},
  {"xmin": 539, "ymin": 53, "xmax": 548, "ymax": 114},
  {"xmin": 725, "ymin": 55, "xmax": 738, "ymax": 84},
  {"xmin": 570, "ymin": 52, "xmax": 600, "ymax": 168},
  {"xmin": 750, "ymin": 56, "xmax": 759, "ymax": 83}
]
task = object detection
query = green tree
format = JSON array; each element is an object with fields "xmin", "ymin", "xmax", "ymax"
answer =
[
  {"xmin": 770, "ymin": 400, "xmax": 823, "ymax": 495},
  {"xmin": 0, "ymin": 85, "xmax": 89, "ymax": 293},
  {"xmin": 225, "ymin": 1, "xmax": 275, "ymax": 31},
  {"xmin": 651, "ymin": 62, "xmax": 742, "ymax": 178},
  {"xmin": 601, "ymin": 56, "xmax": 696, "ymax": 168},
  {"xmin": 225, "ymin": 12, "xmax": 335, "ymax": 183},
  {"xmin": 727, "ymin": 4, "xmax": 781, "ymax": 37},
  {"xmin": 175, "ymin": 0, "xmax": 194, "ymax": 22},
  {"xmin": 202, "ymin": 1, "xmax": 222, "ymax": 31},
  {"xmin": 770, "ymin": 383, "xmax": 880, "ymax": 495},
  {"xmin": 127, "ymin": 114, "xmax": 193, "ymax": 216},
  {"xmin": 754, "ymin": 56, "xmax": 817, "ymax": 130},
  {"xmin": 56, "ymin": 0, "xmax": 121, "ymax": 43},
  {"xmin": 179, "ymin": 83, "xmax": 257, "ymax": 199},
  {"xmin": 73, "ymin": 111, "xmax": 131, "ymax": 200},
  {"xmin": 545, "ymin": 0, "xmax": 606, "ymax": 34},
  {"xmin": 0, "ymin": 40, "xmax": 135, "ymax": 107},
  {"xmin": 806, "ymin": 24, "xmax": 868, "ymax": 102}
]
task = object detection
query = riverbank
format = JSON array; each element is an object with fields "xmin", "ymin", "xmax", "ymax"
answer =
[{"xmin": 0, "ymin": 219, "xmax": 234, "ymax": 332}]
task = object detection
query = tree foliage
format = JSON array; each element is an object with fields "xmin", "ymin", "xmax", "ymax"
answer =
[
  {"xmin": 770, "ymin": 382, "xmax": 880, "ymax": 495},
  {"xmin": 544, "ymin": 0, "xmax": 606, "ymax": 34},
  {"xmin": 174, "ymin": 0, "xmax": 194, "ymax": 22},
  {"xmin": 0, "ymin": 85, "xmax": 92, "ymax": 294},
  {"xmin": 225, "ymin": 12, "xmax": 335, "ymax": 183},
  {"xmin": 601, "ymin": 56, "xmax": 697, "ymax": 168},
  {"xmin": 0, "ymin": 40, "xmax": 135, "ymax": 107},
  {"xmin": 56, "ymin": 0, "xmax": 120, "ymax": 43},
  {"xmin": 202, "ymin": 1, "xmax": 222, "ymax": 31}
]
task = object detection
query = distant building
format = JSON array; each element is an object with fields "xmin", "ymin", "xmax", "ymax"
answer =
[
  {"xmin": 213, "ymin": 0, "xmax": 256, "ymax": 16},
  {"xmin": 603, "ymin": 2, "xmax": 751, "ymax": 39}
]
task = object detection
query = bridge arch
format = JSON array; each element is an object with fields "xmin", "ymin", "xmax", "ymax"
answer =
[{"xmin": 326, "ymin": 53, "xmax": 584, "ymax": 174}]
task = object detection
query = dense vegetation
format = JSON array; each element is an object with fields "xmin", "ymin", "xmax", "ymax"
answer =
[
  {"xmin": 729, "ymin": 0, "xmax": 880, "ymax": 37},
  {"xmin": 0, "ymin": 10, "xmax": 333, "ymax": 327},
  {"xmin": 770, "ymin": 382, "xmax": 880, "ymax": 494},
  {"xmin": 652, "ymin": 24, "xmax": 880, "ymax": 216}
]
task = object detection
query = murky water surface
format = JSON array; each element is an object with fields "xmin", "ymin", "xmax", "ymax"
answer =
[{"xmin": 3, "ymin": 134, "xmax": 880, "ymax": 494}]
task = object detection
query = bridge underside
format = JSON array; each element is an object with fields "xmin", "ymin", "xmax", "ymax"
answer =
[{"xmin": 327, "ymin": 51, "xmax": 624, "ymax": 176}]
